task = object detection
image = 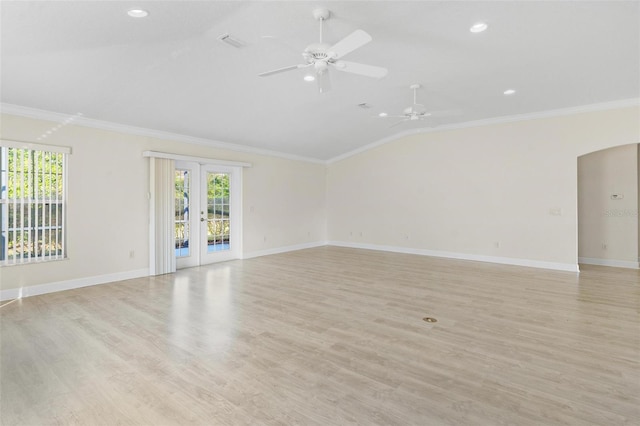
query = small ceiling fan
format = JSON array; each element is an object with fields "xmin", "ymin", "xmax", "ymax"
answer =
[
  {"xmin": 381, "ymin": 84, "xmax": 458, "ymax": 128},
  {"xmin": 258, "ymin": 8, "xmax": 388, "ymax": 93}
]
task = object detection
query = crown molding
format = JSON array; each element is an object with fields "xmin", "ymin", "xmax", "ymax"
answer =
[
  {"xmin": 327, "ymin": 98, "xmax": 640, "ymax": 164},
  {"xmin": 0, "ymin": 103, "xmax": 326, "ymax": 165},
  {"xmin": 3, "ymin": 98, "xmax": 638, "ymax": 166}
]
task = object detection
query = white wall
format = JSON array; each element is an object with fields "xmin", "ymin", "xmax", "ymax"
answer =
[
  {"xmin": 0, "ymin": 113, "xmax": 326, "ymax": 294},
  {"xmin": 242, "ymin": 155, "xmax": 326, "ymax": 256},
  {"xmin": 578, "ymin": 144, "xmax": 639, "ymax": 267},
  {"xmin": 327, "ymin": 106, "xmax": 640, "ymax": 270},
  {"xmin": 2, "ymin": 105, "xmax": 639, "ymax": 298}
]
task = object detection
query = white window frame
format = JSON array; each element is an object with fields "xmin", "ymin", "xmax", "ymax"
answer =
[{"xmin": 0, "ymin": 140, "xmax": 70, "ymax": 266}]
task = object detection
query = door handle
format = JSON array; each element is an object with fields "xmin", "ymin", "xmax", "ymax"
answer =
[{"xmin": 200, "ymin": 218, "xmax": 206, "ymax": 222}]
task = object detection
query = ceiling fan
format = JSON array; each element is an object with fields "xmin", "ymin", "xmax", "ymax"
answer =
[
  {"xmin": 381, "ymin": 84, "xmax": 457, "ymax": 127},
  {"xmin": 258, "ymin": 8, "xmax": 388, "ymax": 93}
]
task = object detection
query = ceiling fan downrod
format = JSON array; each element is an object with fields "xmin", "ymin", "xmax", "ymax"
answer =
[
  {"xmin": 410, "ymin": 83, "xmax": 421, "ymax": 105},
  {"xmin": 313, "ymin": 8, "xmax": 330, "ymax": 44}
]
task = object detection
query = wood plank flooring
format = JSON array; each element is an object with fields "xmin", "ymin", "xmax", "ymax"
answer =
[{"xmin": 1, "ymin": 246, "xmax": 639, "ymax": 425}]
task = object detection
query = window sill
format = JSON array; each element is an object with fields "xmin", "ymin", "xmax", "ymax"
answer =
[{"xmin": 0, "ymin": 257, "xmax": 69, "ymax": 267}]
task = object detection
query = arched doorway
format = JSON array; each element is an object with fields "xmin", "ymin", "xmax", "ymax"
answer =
[{"xmin": 577, "ymin": 143, "xmax": 639, "ymax": 269}]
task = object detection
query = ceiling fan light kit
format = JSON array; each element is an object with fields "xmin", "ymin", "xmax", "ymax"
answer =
[{"xmin": 258, "ymin": 8, "xmax": 388, "ymax": 93}]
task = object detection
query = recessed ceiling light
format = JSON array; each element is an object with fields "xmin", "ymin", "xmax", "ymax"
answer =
[
  {"xmin": 303, "ymin": 75, "xmax": 315, "ymax": 82},
  {"xmin": 378, "ymin": 112, "xmax": 388, "ymax": 117},
  {"xmin": 470, "ymin": 22, "xmax": 488, "ymax": 33},
  {"xmin": 503, "ymin": 89, "xmax": 516, "ymax": 95},
  {"xmin": 127, "ymin": 9, "xmax": 149, "ymax": 18}
]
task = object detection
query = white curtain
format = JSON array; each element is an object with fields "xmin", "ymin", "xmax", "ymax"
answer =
[{"xmin": 149, "ymin": 157, "xmax": 176, "ymax": 275}]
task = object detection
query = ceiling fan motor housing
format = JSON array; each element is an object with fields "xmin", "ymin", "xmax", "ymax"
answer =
[
  {"xmin": 405, "ymin": 104, "xmax": 427, "ymax": 115},
  {"xmin": 303, "ymin": 43, "xmax": 336, "ymax": 63}
]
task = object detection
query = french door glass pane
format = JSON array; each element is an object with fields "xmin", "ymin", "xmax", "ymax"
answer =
[
  {"xmin": 174, "ymin": 169, "xmax": 190, "ymax": 257},
  {"xmin": 206, "ymin": 172, "xmax": 230, "ymax": 253}
]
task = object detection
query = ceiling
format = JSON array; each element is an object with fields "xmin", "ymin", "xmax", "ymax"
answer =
[{"xmin": 1, "ymin": 1, "xmax": 639, "ymax": 161}]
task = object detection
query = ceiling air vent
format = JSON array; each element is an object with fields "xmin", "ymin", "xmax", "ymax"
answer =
[{"xmin": 218, "ymin": 33, "xmax": 245, "ymax": 48}]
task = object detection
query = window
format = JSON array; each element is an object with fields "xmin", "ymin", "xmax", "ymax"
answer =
[
  {"xmin": 206, "ymin": 172, "xmax": 231, "ymax": 252},
  {"xmin": 175, "ymin": 168, "xmax": 191, "ymax": 257},
  {"xmin": 0, "ymin": 141, "xmax": 69, "ymax": 265}
]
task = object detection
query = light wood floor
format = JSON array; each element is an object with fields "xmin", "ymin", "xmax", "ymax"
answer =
[{"xmin": 1, "ymin": 247, "xmax": 639, "ymax": 425}]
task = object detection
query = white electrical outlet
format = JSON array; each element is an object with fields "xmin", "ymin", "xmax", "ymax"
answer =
[{"xmin": 611, "ymin": 193, "xmax": 624, "ymax": 200}]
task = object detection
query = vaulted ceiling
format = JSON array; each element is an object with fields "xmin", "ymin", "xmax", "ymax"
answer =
[{"xmin": 2, "ymin": 1, "xmax": 639, "ymax": 161}]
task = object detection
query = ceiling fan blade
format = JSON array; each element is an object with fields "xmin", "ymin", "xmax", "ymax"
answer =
[
  {"xmin": 328, "ymin": 29, "xmax": 372, "ymax": 59},
  {"xmin": 333, "ymin": 61, "xmax": 388, "ymax": 79},
  {"xmin": 389, "ymin": 119, "xmax": 409, "ymax": 128},
  {"xmin": 317, "ymin": 69, "xmax": 331, "ymax": 93},
  {"xmin": 429, "ymin": 109, "xmax": 463, "ymax": 117},
  {"xmin": 258, "ymin": 64, "xmax": 306, "ymax": 77}
]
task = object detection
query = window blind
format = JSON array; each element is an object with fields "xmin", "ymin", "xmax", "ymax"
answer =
[{"xmin": 1, "ymin": 141, "xmax": 69, "ymax": 265}]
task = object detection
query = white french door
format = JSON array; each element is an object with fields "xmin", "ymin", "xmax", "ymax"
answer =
[{"xmin": 174, "ymin": 161, "xmax": 241, "ymax": 269}]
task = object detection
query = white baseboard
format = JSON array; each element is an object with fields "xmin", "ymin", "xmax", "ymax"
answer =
[
  {"xmin": 0, "ymin": 268, "xmax": 150, "ymax": 301},
  {"xmin": 242, "ymin": 241, "xmax": 327, "ymax": 260},
  {"xmin": 328, "ymin": 241, "xmax": 580, "ymax": 272},
  {"xmin": 0, "ymin": 242, "xmax": 584, "ymax": 302},
  {"xmin": 578, "ymin": 257, "xmax": 640, "ymax": 269}
]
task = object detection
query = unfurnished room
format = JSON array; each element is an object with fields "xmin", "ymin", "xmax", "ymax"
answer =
[{"xmin": 1, "ymin": 1, "xmax": 639, "ymax": 425}]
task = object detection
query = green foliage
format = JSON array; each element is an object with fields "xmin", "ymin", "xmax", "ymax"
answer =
[
  {"xmin": 208, "ymin": 173, "xmax": 229, "ymax": 199},
  {"xmin": 1, "ymin": 146, "xmax": 65, "ymax": 260},
  {"xmin": 172, "ymin": 171, "xmax": 231, "ymax": 248},
  {"xmin": 4, "ymin": 148, "xmax": 64, "ymax": 199}
]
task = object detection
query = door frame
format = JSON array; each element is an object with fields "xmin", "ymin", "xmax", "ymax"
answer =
[
  {"xmin": 175, "ymin": 161, "xmax": 243, "ymax": 269},
  {"xmin": 199, "ymin": 164, "xmax": 242, "ymax": 265}
]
